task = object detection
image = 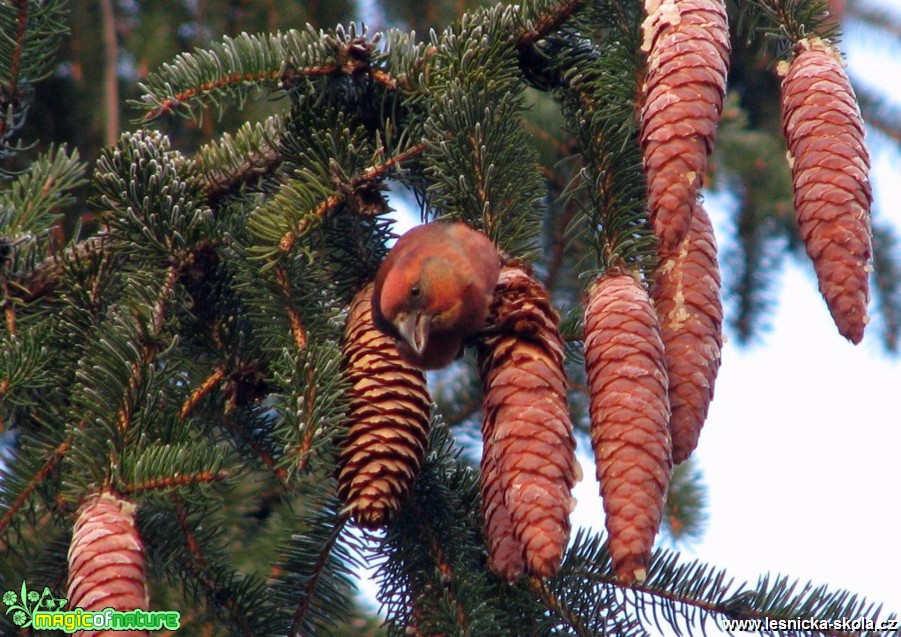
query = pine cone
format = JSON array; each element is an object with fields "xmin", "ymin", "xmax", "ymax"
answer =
[
  {"xmin": 479, "ymin": 266, "xmax": 578, "ymax": 580},
  {"xmin": 480, "ymin": 437, "xmax": 527, "ymax": 580},
  {"xmin": 653, "ymin": 203, "xmax": 722, "ymax": 464},
  {"xmin": 66, "ymin": 492, "xmax": 149, "ymax": 636},
  {"xmin": 584, "ymin": 272, "xmax": 672, "ymax": 584},
  {"xmin": 640, "ymin": 0, "xmax": 730, "ymax": 253},
  {"xmin": 779, "ymin": 37, "xmax": 872, "ymax": 344},
  {"xmin": 337, "ymin": 282, "xmax": 432, "ymax": 528}
]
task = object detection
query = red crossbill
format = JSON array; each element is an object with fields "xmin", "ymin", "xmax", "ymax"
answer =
[{"xmin": 372, "ymin": 221, "xmax": 502, "ymax": 370}]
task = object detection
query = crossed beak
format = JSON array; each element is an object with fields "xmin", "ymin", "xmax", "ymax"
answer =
[{"xmin": 394, "ymin": 310, "xmax": 430, "ymax": 357}]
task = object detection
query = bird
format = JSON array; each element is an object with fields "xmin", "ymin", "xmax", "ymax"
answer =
[{"xmin": 372, "ymin": 221, "xmax": 502, "ymax": 370}]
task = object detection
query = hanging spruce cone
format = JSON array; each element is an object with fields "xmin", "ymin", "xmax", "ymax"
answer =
[
  {"xmin": 480, "ymin": 437, "xmax": 527, "ymax": 580},
  {"xmin": 337, "ymin": 282, "xmax": 432, "ymax": 528},
  {"xmin": 653, "ymin": 203, "xmax": 722, "ymax": 464},
  {"xmin": 639, "ymin": 0, "xmax": 730, "ymax": 254},
  {"xmin": 779, "ymin": 37, "xmax": 872, "ymax": 344},
  {"xmin": 478, "ymin": 266, "xmax": 578, "ymax": 580},
  {"xmin": 584, "ymin": 272, "xmax": 672, "ymax": 585},
  {"xmin": 66, "ymin": 492, "xmax": 149, "ymax": 636}
]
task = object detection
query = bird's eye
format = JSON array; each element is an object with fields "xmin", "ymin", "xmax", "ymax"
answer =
[{"xmin": 410, "ymin": 285, "xmax": 421, "ymax": 297}]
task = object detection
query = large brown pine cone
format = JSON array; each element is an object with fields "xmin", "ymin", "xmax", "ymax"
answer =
[
  {"xmin": 66, "ymin": 492, "xmax": 149, "ymax": 637},
  {"xmin": 640, "ymin": 0, "xmax": 730, "ymax": 254},
  {"xmin": 780, "ymin": 37, "xmax": 872, "ymax": 344},
  {"xmin": 337, "ymin": 282, "xmax": 432, "ymax": 528},
  {"xmin": 478, "ymin": 266, "xmax": 579, "ymax": 580},
  {"xmin": 652, "ymin": 203, "xmax": 723, "ymax": 464},
  {"xmin": 584, "ymin": 272, "xmax": 672, "ymax": 584}
]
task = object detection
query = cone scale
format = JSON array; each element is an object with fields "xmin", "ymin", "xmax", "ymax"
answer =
[
  {"xmin": 478, "ymin": 266, "xmax": 578, "ymax": 580},
  {"xmin": 337, "ymin": 282, "xmax": 432, "ymax": 528}
]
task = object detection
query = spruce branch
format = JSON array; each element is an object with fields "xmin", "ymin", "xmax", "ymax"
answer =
[
  {"xmin": 0, "ymin": 0, "xmax": 68, "ymax": 165},
  {"xmin": 9, "ymin": 233, "xmax": 108, "ymax": 304},
  {"xmin": 660, "ymin": 459, "xmax": 708, "ymax": 547},
  {"xmin": 1, "ymin": 280, "xmax": 14, "ymax": 335},
  {"xmin": 741, "ymin": 0, "xmax": 841, "ymax": 55},
  {"xmin": 274, "ymin": 140, "xmax": 427, "ymax": 255},
  {"xmin": 179, "ymin": 366, "xmax": 226, "ymax": 421},
  {"xmin": 171, "ymin": 497, "xmax": 260, "ymax": 637},
  {"xmin": 137, "ymin": 25, "xmax": 408, "ymax": 123},
  {"xmin": 518, "ymin": 0, "xmax": 587, "ymax": 48},
  {"xmin": 273, "ymin": 264, "xmax": 309, "ymax": 351},
  {"xmin": 0, "ymin": 434, "xmax": 72, "ymax": 539},
  {"xmin": 287, "ymin": 513, "xmax": 349, "ymax": 637},
  {"xmin": 269, "ymin": 490, "xmax": 361, "ymax": 637},
  {"xmin": 137, "ymin": 31, "xmax": 290, "ymax": 122},
  {"xmin": 217, "ymin": 411, "xmax": 289, "ymax": 485},
  {"xmin": 558, "ymin": 531, "xmax": 898, "ymax": 637},
  {"xmin": 0, "ymin": 332, "xmax": 50, "ymax": 401},
  {"xmin": 0, "ymin": 145, "xmax": 87, "ymax": 306},
  {"xmin": 529, "ymin": 576, "xmax": 595, "ymax": 637},
  {"xmin": 191, "ymin": 116, "xmax": 286, "ymax": 205},
  {"xmin": 122, "ymin": 468, "xmax": 229, "ymax": 496},
  {"xmin": 422, "ymin": 5, "xmax": 545, "ymax": 254}
]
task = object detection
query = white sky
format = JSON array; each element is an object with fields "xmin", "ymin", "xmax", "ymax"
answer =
[{"xmin": 356, "ymin": 0, "xmax": 901, "ymax": 627}]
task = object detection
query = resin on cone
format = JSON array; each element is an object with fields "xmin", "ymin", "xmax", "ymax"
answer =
[
  {"xmin": 66, "ymin": 492, "xmax": 149, "ymax": 637},
  {"xmin": 653, "ymin": 203, "xmax": 723, "ymax": 464},
  {"xmin": 584, "ymin": 272, "xmax": 672, "ymax": 584},
  {"xmin": 337, "ymin": 282, "xmax": 432, "ymax": 528},
  {"xmin": 478, "ymin": 266, "xmax": 579, "ymax": 580},
  {"xmin": 639, "ymin": 0, "xmax": 730, "ymax": 254},
  {"xmin": 779, "ymin": 37, "xmax": 872, "ymax": 344}
]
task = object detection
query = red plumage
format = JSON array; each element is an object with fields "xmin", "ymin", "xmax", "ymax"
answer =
[{"xmin": 373, "ymin": 221, "xmax": 502, "ymax": 370}]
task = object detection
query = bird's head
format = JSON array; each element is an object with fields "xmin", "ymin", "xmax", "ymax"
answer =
[{"xmin": 378, "ymin": 256, "xmax": 464, "ymax": 360}]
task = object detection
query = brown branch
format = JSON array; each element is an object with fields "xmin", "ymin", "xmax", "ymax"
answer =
[
  {"xmin": 219, "ymin": 412, "xmax": 288, "ymax": 483},
  {"xmin": 0, "ymin": 435, "xmax": 72, "ymax": 539},
  {"xmin": 143, "ymin": 69, "xmax": 284, "ymax": 121},
  {"xmin": 371, "ymin": 68, "xmax": 399, "ymax": 90},
  {"xmin": 0, "ymin": 0, "xmax": 29, "ymax": 141},
  {"xmin": 201, "ymin": 135, "xmax": 283, "ymax": 207},
  {"xmin": 2, "ymin": 280, "xmax": 15, "ymax": 335},
  {"xmin": 123, "ymin": 469, "xmax": 228, "ymax": 495},
  {"xmin": 99, "ymin": 0, "xmax": 120, "ymax": 145},
  {"xmin": 273, "ymin": 265, "xmax": 308, "ymax": 350},
  {"xmin": 278, "ymin": 141, "xmax": 429, "ymax": 253},
  {"xmin": 529, "ymin": 577, "xmax": 595, "ymax": 637},
  {"xmin": 180, "ymin": 366, "xmax": 226, "ymax": 421},
  {"xmin": 15, "ymin": 233, "xmax": 109, "ymax": 303},
  {"xmin": 117, "ymin": 263, "xmax": 181, "ymax": 433},
  {"xmin": 294, "ymin": 367, "xmax": 318, "ymax": 473},
  {"xmin": 288, "ymin": 513, "xmax": 349, "ymax": 637},
  {"xmin": 150, "ymin": 263, "xmax": 182, "ymax": 337},
  {"xmin": 409, "ymin": 498, "xmax": 468, "ymax": 633},
  {"xmin": 543, "ymin": 195, "xmax": 580, "ymax": 294},
  {"xmin": 173, "ymin": 496, "xmax": 257, "ymax": 637},
  {"xmin": 518, "ymin": 0, "xmax": 586, "ymax": 48}
]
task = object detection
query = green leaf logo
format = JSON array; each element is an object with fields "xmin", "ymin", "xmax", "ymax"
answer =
[{"xmin": 2, "ymin": 582, "xmax": 67, "ymax": 628}]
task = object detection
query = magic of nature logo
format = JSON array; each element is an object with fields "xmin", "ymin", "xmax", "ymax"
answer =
[{"xmin": 2, "ymin": 581, "xmax": 180, "ymax": 632}]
